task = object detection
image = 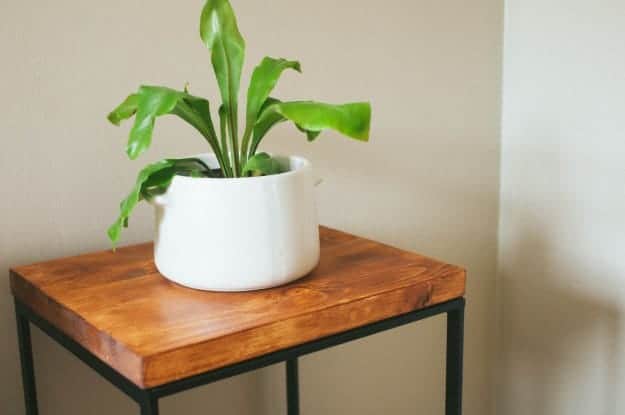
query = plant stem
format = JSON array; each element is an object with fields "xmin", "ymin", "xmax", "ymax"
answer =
[
  {"xmin": 200, "ymin": 128, "xmax": 229, "ymax": 178},
  {"xmin": 248, "ymin": 137, "xmax": 261, "ymax": 159},
  {"xmin": 228, "ymin": 102, "xmax": 240, "ymax": 176},
  {"xmin": 198, "ymin": 120, "xmax": 228, "ymax": 177},
  {"xmin": 218, "ymin": 108, "xmax": 233, "ymax": 177},
  {"xmin": 240, "ymin": 125, "xmax": 252, "ymax": 167},
  {"xmin": 173, "ymin": 103, "xmax": 229, "ymax": 177}
]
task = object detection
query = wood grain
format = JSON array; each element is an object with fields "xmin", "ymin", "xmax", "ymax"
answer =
[{"xmin": 10, "ymin": 227, "xmax": 466, "ymax": 388}]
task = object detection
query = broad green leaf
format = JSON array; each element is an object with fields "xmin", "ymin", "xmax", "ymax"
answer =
[
  {"xmin": 248, "ymin": 98, "xmax": 285, "ymax": 155},
  {"xmin": 107, "ymin": 94, "xmax": 138, "ymax": 125},
  {"xmin": 274, "ymin": 101, "xmax": 371, "ymax": 141},
  {"xmin": 242, "ymin": 57, "xmax": 300, "ymax": 158},
  {"xmin": 246, "ymin": 57, "xmax": 300, "ymax": 123},
  {"xmin": 200, "ymin": 0, "xmax": 245, "ymax": 107},
  {"xmin": 108, "ymin": 158, "xmax": 209, "ymax": 247},
  {"xmin": 242, "ymin": 152, "xmax": 284, "ymax": 176},
  {"xmin": 175, "ymin": 94, "xmax": 212, "ymax": 131},
  {"xmin": 249, "ymin": 99, "xmax": 371, "ymax": 155},
  {"xmin": 296, "ymin": 124, "xmax": 321, "ymax": 142},
  {"xmin": 248, "ymin": 98, "xmax": 320, "ymax": 156},
  {"xmin": 108, "ymin": 85, "xmax": 221, "ymax": 162},
  {"xmin": 200, "ymin": 0, "xmax": 245, "ymax": 173}
]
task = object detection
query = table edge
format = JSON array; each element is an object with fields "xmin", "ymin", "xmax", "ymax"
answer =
[
  {"xmin": 10, "ymin": 270, "xmax": 146, "ymax": 386},
  {"xmin": 140, "ymin": 269, "xmax": 466, "ymax": 387}
]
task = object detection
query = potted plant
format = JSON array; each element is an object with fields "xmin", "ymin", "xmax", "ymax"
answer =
[{"xmin": 107, "ymin": 0, "xmax": 371, "ymax": 291}]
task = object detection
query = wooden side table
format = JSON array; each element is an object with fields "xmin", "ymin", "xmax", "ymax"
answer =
[{"xmin": 11, "ymin": 227, "xmax": 466, "ymax": 415}]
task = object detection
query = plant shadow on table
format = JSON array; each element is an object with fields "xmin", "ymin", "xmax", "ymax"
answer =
[{"xmin": 498, "ymin": 211, "xmax": 623, "ymax": 415}]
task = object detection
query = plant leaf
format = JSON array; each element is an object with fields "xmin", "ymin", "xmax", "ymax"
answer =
[
  {"xmin": 246, "ymin": 56, "xmax": 302, "ymax": 128},
  {"xmin": 200, "ymin": 0, "xmax": 245, "ymax": 107},
  {"xmin": 274, "ymin": 101, "xmax": 371, "ymax": 141},
  {"xmin": 108, "ymin": 85, "xmax": 220, "ymax": 161},
  {"xmin": 217, "ymin": 104, "xmax": 232, "ymax": 175},
  {"xmin": 248, "ymin": 98, "xmax": 320, "ymax": 156},
  {"xmin": 241, "ymin": 57, "xmax": 300, "ymax": 157},
  {"xmin": 242, "ymin": 152, "xmax": 284, "ymax": 176},
  {"xmin": 295, "ymin": 124, "xmax": 321, "ymax": 142},
  {"xmin": 108, "ymin": 158, "xmax": 209, "ymax": 247},
  {"xmin": 249, "ymin": 98, "xmax": 285, "ymax": 153},
  {"xmin": 200, "ymin": 0, "xmax": 245, "ymax": 173},
  {"xmin": 249, "ymin": 99, "xmax": 371, "ymax": 155},
  {"xmin": 246, "ymin": 57, "xmax": 300, "ymax": 123},
  {"xmin": 107, "ymin": 94, "xmax": 139, "ymax": 125}
]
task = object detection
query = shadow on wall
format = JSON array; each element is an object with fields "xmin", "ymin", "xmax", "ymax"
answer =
[{"xmin": 499, "ymin": 213, "xmax": 623, "ymax": 415}]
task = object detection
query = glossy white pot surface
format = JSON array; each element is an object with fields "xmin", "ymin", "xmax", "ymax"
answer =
[{"xmin": 151, "ymin": 154, "xmax": 320, "ymax": 291}]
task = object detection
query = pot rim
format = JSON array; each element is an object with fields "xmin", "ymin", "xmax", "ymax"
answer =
[{"xmin": 175, "ymin": 153, "xmax": 311, "ymax": 183}]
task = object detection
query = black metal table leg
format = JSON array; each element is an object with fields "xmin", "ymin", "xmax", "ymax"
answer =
[
  {"xmin": 15, "ymin": 297, "xmax": 464, "ymax": 415},
  {"xmin": 286, "ymin": 358, "xmax": 299, "ymax": 415},
  {"xmin": 16, "ymin": 305, "xmax": 39, "ymax": 415},
  {"xmin": 445, "ymin": 298, "xmax": 465, "ymax": 415},
  {"xmin": 139, "ymin": 392, "xmax": 159, "ymax": 415}
]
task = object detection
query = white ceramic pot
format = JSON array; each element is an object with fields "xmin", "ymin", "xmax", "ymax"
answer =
[{"xmin": 151, "ymin": 153, "xmax": 320, "ymax": 291}]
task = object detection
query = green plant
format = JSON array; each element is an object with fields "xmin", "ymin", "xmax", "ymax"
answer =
[{"xmin": 107, "ymin": 0, "xmax": 371, "ymax": 246}]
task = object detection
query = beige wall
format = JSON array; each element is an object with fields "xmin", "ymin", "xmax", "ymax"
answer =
[
  {"xmin": 0, "ymin": 1, "xmax": 502, "ymax": 414},
  {"xmin": 498, "ymin": 0, "xmax": 625, "ymax": 413}
]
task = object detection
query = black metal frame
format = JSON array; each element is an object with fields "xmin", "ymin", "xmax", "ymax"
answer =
[{"xmin": 15, "ymin": 297, "xmax": 465, "ymax": 415}]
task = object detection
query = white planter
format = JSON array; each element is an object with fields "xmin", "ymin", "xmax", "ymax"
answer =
[{"xmin": 151, "ymin": 153, "xmax": 320, "ymax": 291}]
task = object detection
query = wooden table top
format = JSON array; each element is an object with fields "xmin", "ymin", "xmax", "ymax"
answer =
[{"xmin": 10, "ymin": 227, "xmax": 465, "ymax": 388}]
